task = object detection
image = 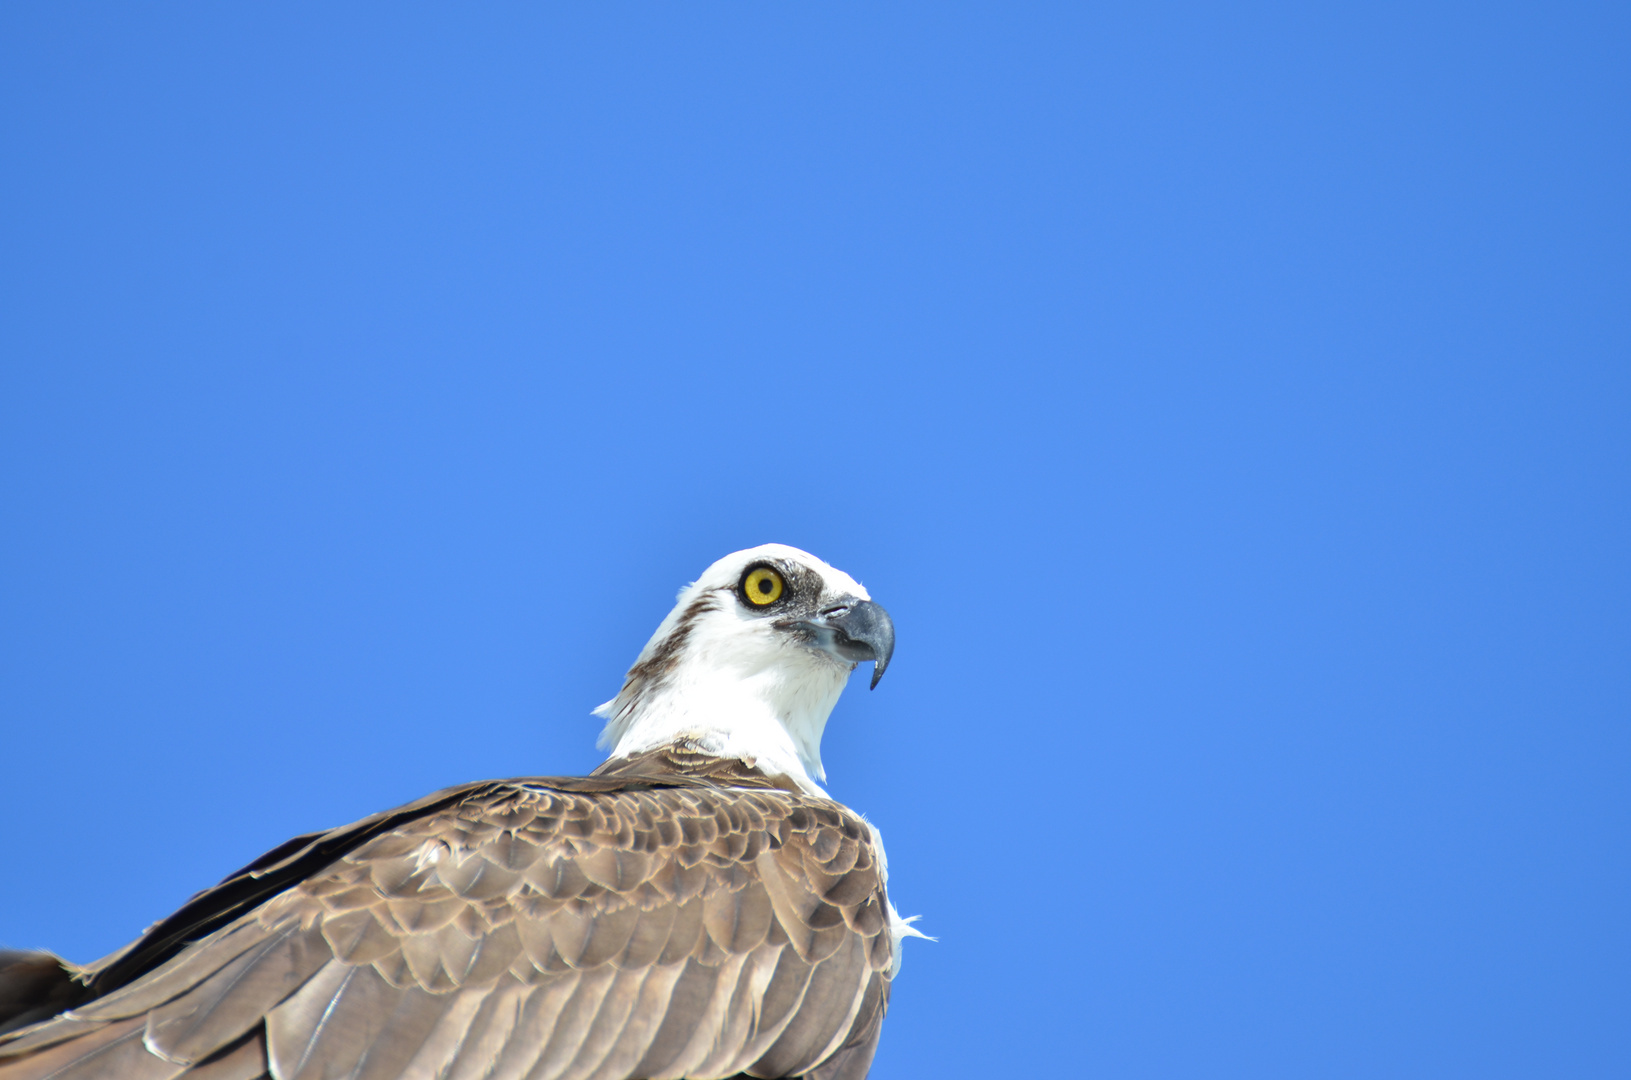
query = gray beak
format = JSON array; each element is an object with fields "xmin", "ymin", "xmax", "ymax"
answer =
[{"xmin": 785, "ymin": 599, "xmax": 896, "ymax": 689}]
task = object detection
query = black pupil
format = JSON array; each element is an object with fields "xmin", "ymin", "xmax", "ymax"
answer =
[{"xmin": 756, "ymin": 576, "xmax": 772, "ymax": 596}]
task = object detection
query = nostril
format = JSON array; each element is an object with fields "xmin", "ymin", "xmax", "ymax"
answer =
[{"xmin": 819, "ymin": 604, "xmax": 850, "ymax": 618}]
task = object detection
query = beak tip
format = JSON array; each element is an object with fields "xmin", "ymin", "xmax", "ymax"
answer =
[{"xmin": 808, "ymin": 597, "xmax": 894, "ymax": 691}]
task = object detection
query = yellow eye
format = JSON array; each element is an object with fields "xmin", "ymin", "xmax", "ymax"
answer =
[{"xmin": 742, "ymin": 567, "xmax": 785, "ymax": 606}]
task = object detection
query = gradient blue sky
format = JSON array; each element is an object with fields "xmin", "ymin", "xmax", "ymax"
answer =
[{"xmin": 2, "ymin": 5, "xmax": 1627, "ymax": 1077}]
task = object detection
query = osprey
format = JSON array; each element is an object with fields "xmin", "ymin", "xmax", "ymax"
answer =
[{"xmin": 0, "ymin": 545, "xmax": 923, "ymax": 1080}]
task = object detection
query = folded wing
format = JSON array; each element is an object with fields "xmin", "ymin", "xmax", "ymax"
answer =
[{"xmin": 0, "ymin": 778, "xmax": 893, "ymax": 1080}]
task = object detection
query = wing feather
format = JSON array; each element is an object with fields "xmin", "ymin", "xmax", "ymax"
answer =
[
  {"xmin": 803, "ymin": 1017, "xmax": 882, "ymax": 1080},
  {"xmin": 348, "ymin": 983, "xmax": 476, "ymax": 1080},
  {"xmin": 68, "ymin": 920, "xmax": 270, "ymax": 1024},
  {"xmin": 0, "ymin": 774, "xmax": 896, "ymax": 1080},
  {"xmin": 575, "ymin": 964, "xmax": 684, "ymax": 1080},
  {"xmin": 178, "ymin": 1030, "xmax": 267, "ymax": 1080},
  {"xmin": 527, "ymin": 965, "xmax": 619, "ymax": 1080},
  {"xmin": 439, "ymin": 982, "xmax": 529, "ymax": 1080},
  {"xmin": 706, "ymin": 944, "xmax": 790, "ymax": 1072},
  {"xmin": 0, "ymin": 1014, "xmax": 108, "ymax": 1061},
  {"xmin": 0, "ymin": 1018, "xmax": 157, "ymax": 1080},
  {"xmin": 548, "ymin": 968, "xmax": 653, "ymax": 1080},
  {"xmin": 144, "ymin": 922, "xmax": 329, "ymax": 1064},
  {"xmin": 480, "ymin": 972, "xmax": 582, "ymax": 1080},
  {"xmin": 661, "ymin": 950, "xmax": 754, "ymax": 1078},
  {"xmin": 743, "ymin": 945, "xmax": 818, "ymax": 1056},
  {"xmin": 750, "ymin": 935, "xmax": 871, "ymax": 1077},
  {"xmin": 624, "ymin": 958, "xmax": 721, "ymax": 1079}
]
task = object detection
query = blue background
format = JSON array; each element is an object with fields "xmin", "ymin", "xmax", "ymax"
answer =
[{"xmin": 2, "ymin": 5, "xmax": 1627, "ymax": 1077}]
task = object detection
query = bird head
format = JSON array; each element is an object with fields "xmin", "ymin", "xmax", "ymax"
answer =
[{"xmin": 594, "ymin": 544, "xmax": 894, "ymax": 793}]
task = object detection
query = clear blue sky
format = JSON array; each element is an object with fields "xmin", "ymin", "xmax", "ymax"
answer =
[{"xmin": 2, "ymin": 5, "xmax": 1627, "ymax": 1077}]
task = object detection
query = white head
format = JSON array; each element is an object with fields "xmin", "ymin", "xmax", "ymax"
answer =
[{"xmin": 595, "ymin": 544, "xmax": 895, "ymax": 796}]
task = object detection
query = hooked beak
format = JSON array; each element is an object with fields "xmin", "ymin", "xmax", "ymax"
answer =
[{"xmin": 783, "ymin": 598, "xmax": 896, "ymax": 689}]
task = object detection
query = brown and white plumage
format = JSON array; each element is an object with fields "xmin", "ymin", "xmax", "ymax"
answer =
[{"xmin": 0, "ymin": 545, "xmax": 921, "ymax": 1080}]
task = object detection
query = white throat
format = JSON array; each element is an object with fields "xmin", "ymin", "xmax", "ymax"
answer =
[{"xmin": 596, "ymin": 640, "xmax": 848, "ymax": 796}]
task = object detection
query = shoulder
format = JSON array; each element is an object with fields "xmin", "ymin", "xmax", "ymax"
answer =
[{"xmin": 86, "ymin": 775, "xmax": 889, "ymax": 994}]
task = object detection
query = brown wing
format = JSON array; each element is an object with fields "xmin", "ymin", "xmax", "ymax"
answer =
[{"xmin": 0, "ymin": 778, "xmax": 892, "ymax": 1080}]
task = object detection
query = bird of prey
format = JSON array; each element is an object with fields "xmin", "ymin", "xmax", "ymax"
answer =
[{"xmin": 0, "ymin": 544, "xmax": 922, "ymax": 1080}]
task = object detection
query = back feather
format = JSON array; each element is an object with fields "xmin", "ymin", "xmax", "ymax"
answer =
[{"xmin": 0, "ymin": 767, "xmax": 893, "ymax": 1080}]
